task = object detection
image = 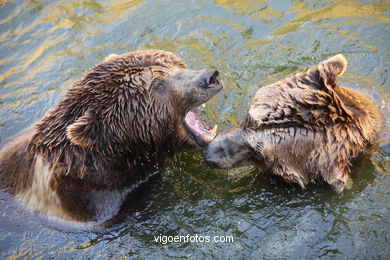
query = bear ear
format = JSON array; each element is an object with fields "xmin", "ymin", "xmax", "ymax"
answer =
[
  {"xmin": 318, "ymin": 54, "xmax": 348, "ymax": 86},
  {"xmin": 66, "ymin": 109, "xmax": 100, "ymax": 150}
]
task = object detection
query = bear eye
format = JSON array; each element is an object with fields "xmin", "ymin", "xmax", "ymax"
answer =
[
  {"xmin": 155, "ymin": 83, "xmax": 165, "ymax": 91},
  {"xmin": 151, "ymin": 80, "xmax": 167, "ymax": 93}
]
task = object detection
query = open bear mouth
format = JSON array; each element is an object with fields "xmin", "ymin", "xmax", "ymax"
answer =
[{"xmin": 183, "ymin": 106, "xmax": 217, "ymax": 148}]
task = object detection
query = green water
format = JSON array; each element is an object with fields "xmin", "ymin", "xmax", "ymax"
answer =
[{"xmin": 0, "ymin": 0, "xmax": 389, "ymax": 259}]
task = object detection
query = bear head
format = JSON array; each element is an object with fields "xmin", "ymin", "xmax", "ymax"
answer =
[
  {"xmin": 30, "ymin": 50, "xmax": 222, "ymax": 164},
  {"xmin": 203, "ymin": 54, "xmax": 351, "ymax": 169},
  {"xmin": 202, "ymin": 54, "xmax": 382, "ymax": 192}
]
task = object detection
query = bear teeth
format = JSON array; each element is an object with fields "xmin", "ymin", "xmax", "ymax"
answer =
[{"xmin": 183, "ymin": 107, "xmax": 217, "ymax": 147}]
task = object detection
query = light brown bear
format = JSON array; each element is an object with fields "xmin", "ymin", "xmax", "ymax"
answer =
[
  {"xmin": 203, "ymin": 54, "xmax": 383, "ymax": 192},
  {"xmin": 0, "ymin": 50, "xmax": 222, "ymax": 222}
]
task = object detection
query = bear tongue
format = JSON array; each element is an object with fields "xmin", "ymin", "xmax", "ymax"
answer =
[{"xmin": 184, "ymin": 107, "xmax": 217, "ymax": 147}]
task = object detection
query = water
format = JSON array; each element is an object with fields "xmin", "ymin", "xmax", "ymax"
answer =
[{"xmin": 0, "ymin": 0, "xmax": 389, "ymax": 258}]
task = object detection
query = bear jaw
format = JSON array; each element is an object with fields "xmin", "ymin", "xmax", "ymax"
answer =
[{"xmin": 183, "ymin": 107, "xmax": 218, "ymax": 147}]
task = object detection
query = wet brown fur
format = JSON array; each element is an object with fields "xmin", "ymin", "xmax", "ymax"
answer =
[
  {"xmin": 205, "ymin": 55, "xmax": 384, "ymax": 191},
  {"xmin": 0, "ymin": 50, "xmax": 201, "ymax": 221}
]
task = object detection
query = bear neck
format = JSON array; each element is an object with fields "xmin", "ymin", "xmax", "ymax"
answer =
[{"xmin": 28, "ymin": 106, "xmax": 187, "ymax": 185}]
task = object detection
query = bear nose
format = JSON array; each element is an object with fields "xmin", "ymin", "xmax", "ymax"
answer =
[
  {"xmin": 204, "ymin": 157, "xmax": 218, "ymax": 169},
  {"xmin": 198, "ymin": 70, "xmax": 220, "ymax": 88},
  {"xmin": 203, "ymin": 149, "xmax": 218, "ymax": 168}
]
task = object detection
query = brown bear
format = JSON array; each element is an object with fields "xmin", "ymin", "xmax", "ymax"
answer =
[
  {"xmin": 203, "ymin": 54, "xmax": 383, "ymax": 192},
  {"xmin": 0, "ymin": 50, "xmax": 222, "ymax": 222}
]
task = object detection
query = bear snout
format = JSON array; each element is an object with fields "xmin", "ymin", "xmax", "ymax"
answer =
[
  {"xmin": 197, "ymin": 69, "xmax": 220, "ymax": 88},
  {"xmin": 202, "ymin": 148, "xmax": 220, "ymax": 169}
]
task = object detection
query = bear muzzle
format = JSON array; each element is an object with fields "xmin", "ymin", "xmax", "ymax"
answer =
[
  {"xmin": 197, "ymin": 70, "xmax": 220, "ymax": 88},
  {"xmin": 183, "ymin": 69, "xmax": 222, "ymax": 147}
]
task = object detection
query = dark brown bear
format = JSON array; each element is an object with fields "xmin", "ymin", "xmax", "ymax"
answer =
[
  {"xmin": 0, "ymin": 50, "xmax": 222, "ymax": 222},
  {"xmin": 203, "ymin": 54, "xmax": 383, "ymax": 192}
]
